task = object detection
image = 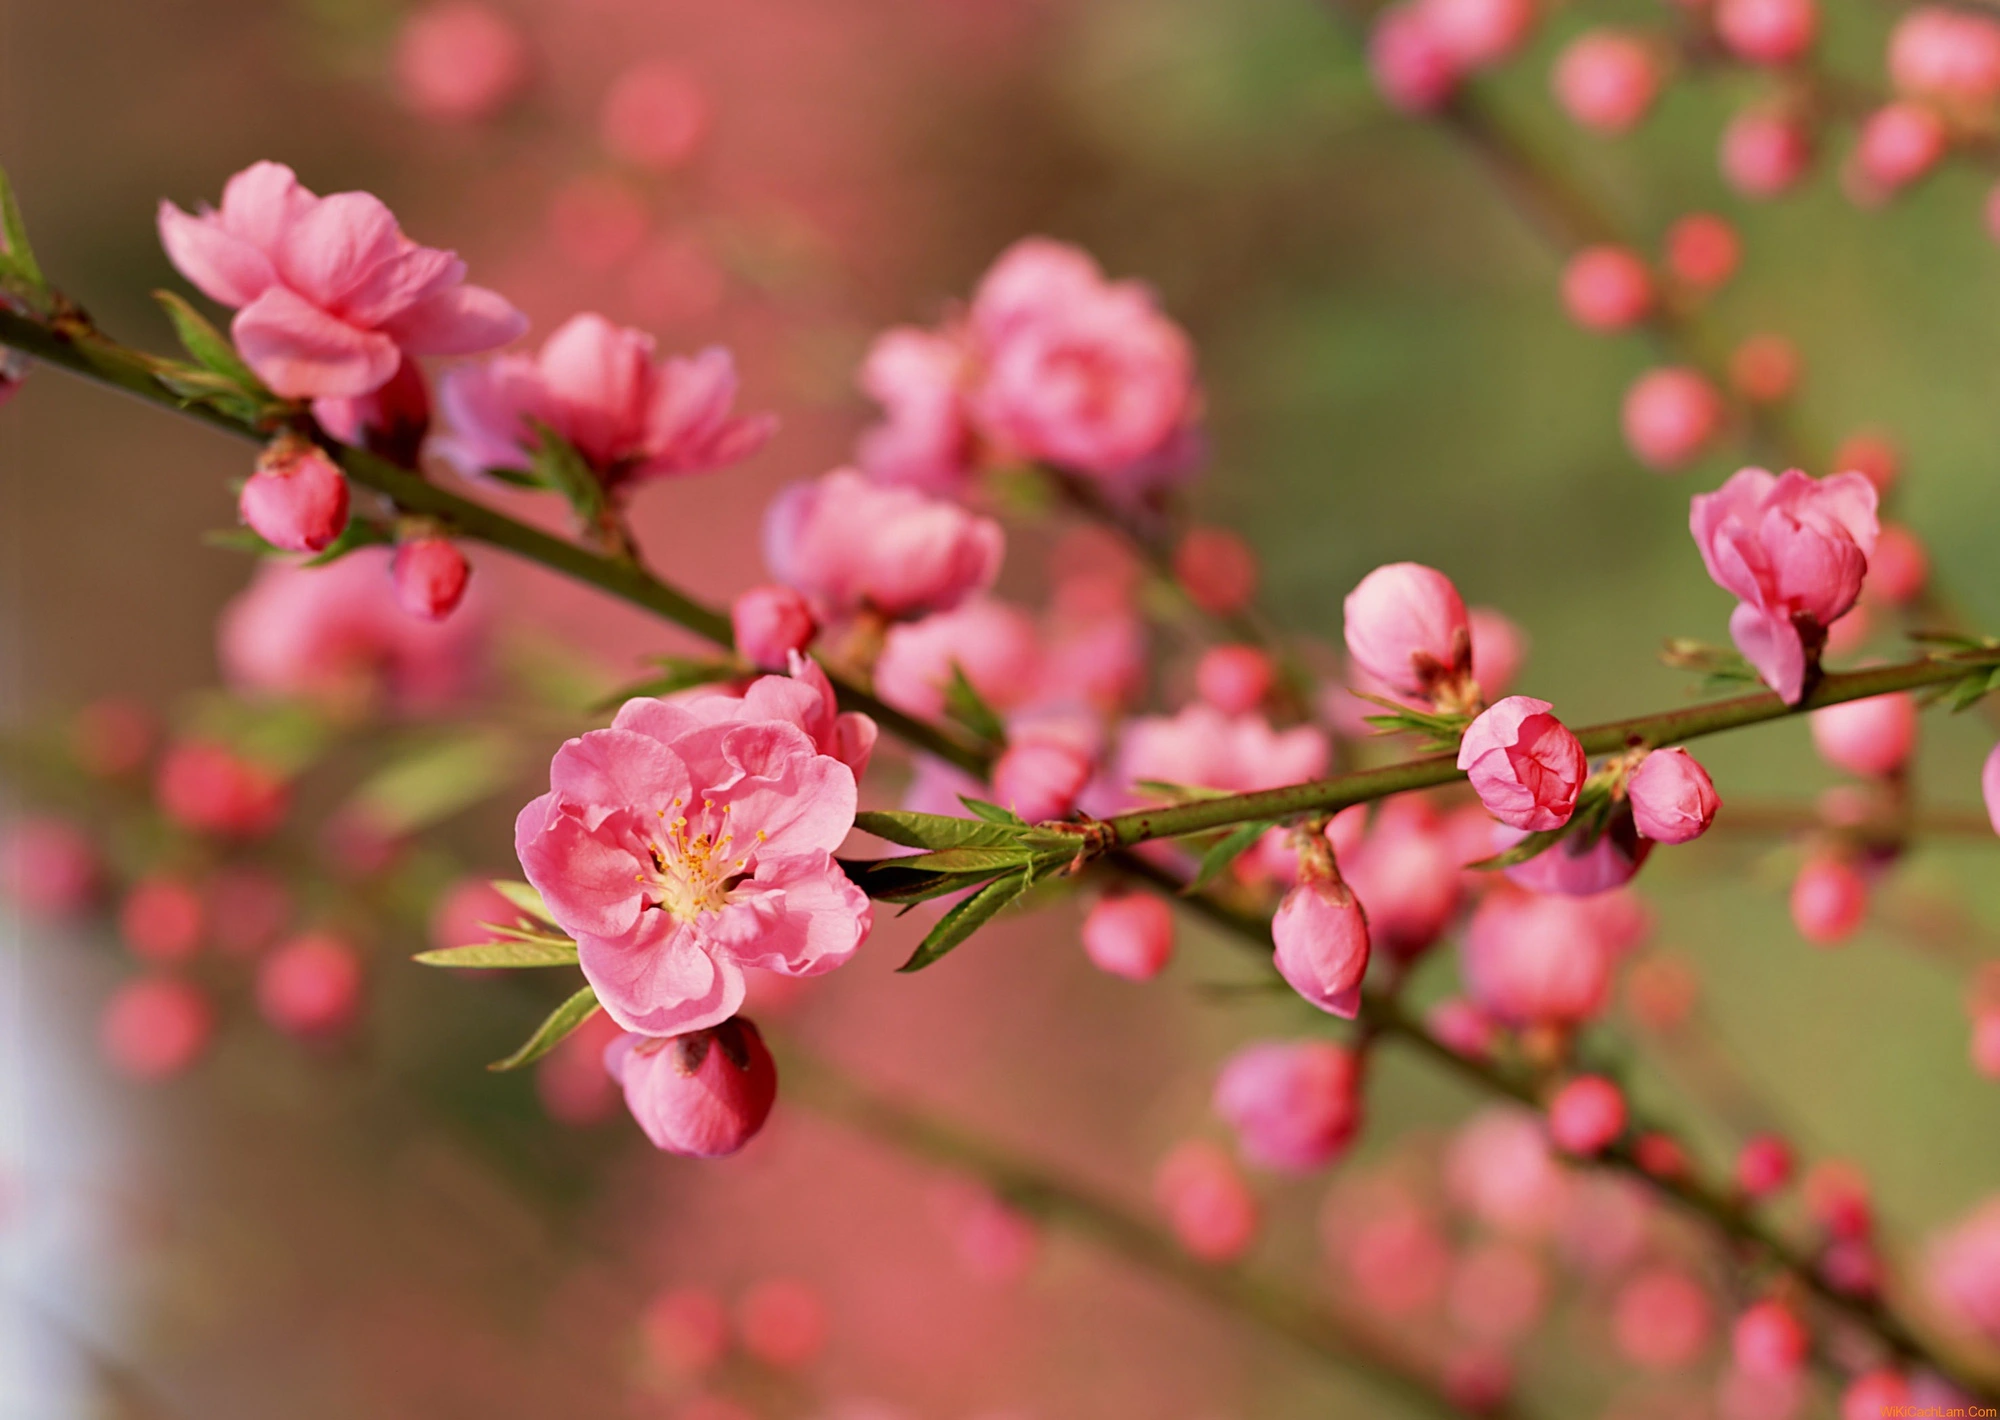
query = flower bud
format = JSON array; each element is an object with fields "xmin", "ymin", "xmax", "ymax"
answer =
[
  {"xmin": 1973, "ymin": 1011, "xmax": 2000, "ymax": 1079},
  {"xmin": 737, "ymin": 1278, "xmax": 827, "ymax": 1369},
  {"xmin": 1273, "ymin": 876, "xmax": 1372, "ymax": 1018},
  {"xmin": 990, "ymin": 739, "xmax": 1090, "ymax": 824},
  {"xmin": 1458, "ymin": 697, "xmax": 1586, "ymax": 831},
  {"xmin": 1665, "ymin": 213, "xmax": 1742, "ymax": 292},
  {"xmin": 1561, "ymin": 245, "xmax": 1655, "ymax": 332},
  {"xmin": 257, "ymin": 931, "xmax": 364, "ymax": 1038},
  {"xmin": 1622, "ymin": 367, "xmax": 1724, "ymax": 471},
  {"xmin": 1805, "ymin": 1159, "xmax": 1873, "ymax": 1240},
  {"xmin": 601, "ymin": 62, "xmax": 712, "ymax": 173},
  {"xmin": 1446, "ymin": 1241, "xmax": 1548, "ymax": 1347},
  {"xmin": 1791, "ymin": 854, "xmax": 1868, "ymax": 945},
  {"xmin": 99, "ymin": 976, "xmax": 214, "ymax": 1081},
  {"xmin": 1627, "ymin": 747, "xmax": 1720, "ymax": 844},
  {"xmin": 1842, "ymin": 1371, "xmax": 1911, "ymax": 1420},
  {"xmin": 1730, "ymin": 333, "xmax": 1800, "ymax": 404},
  {"xmin": 933, "ymin": 1180, "xmax": 1041, "ymax": 1283},
  {"xmin": 1721, "ymin": 107, "xmax": 1813, "ymax": 198},
  {"xmin": 1852, "ymin": 103, "xmax": 1948, "ymax": 199},
  {"xmin": 1546, "ymin": 1074, "xmax": 1626, "ymax": 1155},
  {"xmin": 1212, "ymin": 1040, "xmax": 1361, "ymax": 1172},
  {"xmin": 1343, "ymin": 562, "xmax": 1473, "ymax": 703},
  {"xmin": 1611, "ymin": 1266, "xmax": 1713, "ymax": 1370},
  {"xmin": 155, "ymin": 740, "xmax": 289, "ymax": 838},
  {"xmin": 1985, "ymin": 742, "xmax": 2000, "ymax": 836},
  {"xmin": 118, "ymin": 875, "xmax": 205, "ymax": 965},
  {"xmin": 1174, "ymin": 526, "xmax": 1259, "ymax": 615},
  {"xmin": 1344, "ymin": 802, "xmax": 1462, "ymax": 958},
  {"xmin": 1195, "ymin": 644, "xmax": 1274, "ymax": 715},
  {"xmin": 606, "ymin": 1017, "xmax": 778, "ymax": 1157},
  {"xmin": 0, "ymin": 816, "xmax": 100, "ymax": 918},
  {"xmin": 1552, "ymin": 30, "xmax": 1660, "ymax": 135},
  {"xmin": 72, "ymin": 698, "xmax": 155, "ymax": 778},
  {"xmin": 731, "ymin": 584, "xmax": 817, "ymax": 670},
  {"xmin": 1154, "ymin": 1139, "xmax": 1259, "ymax": 1263},
  {"xmin": 1715, "ymin": 0, "xmax": 1817, "ymax": 65},
  {"xmin": 1925, "ymin": 1198, "xmax": 2000, "ymax": 1345},
  {"xmin": 1369, "ymin": 4, "xmax": 1462, "ymax": 114},
  {"xmin": 242, "ymin": 440, "xmax": 350, "ymax": 553},
  {"xmin": 1732, "ymin": 1300, "xmax": 1809, "ymax": 1378},
  {"xmin": 1867, "ymin": 524, "xmax": 1929, "ymax": 605},
  {"xmin": 391, "ymin": 536, "xmax": 470, "ymax": 621},
  {"xmin": 1735, "ymin": 1133, "xmax": 1795, "ymax": 1198},
  {"xmin": 1810, "ymin": 693, "xmax": 1917, "ymax": 778},
  {"xmin": 392, "ymin": 1, "xmax": 529, "ymax": 122},
  {"xmin": 1425, "ymin": 0, "xmax": 1536, "ymax": 68},
  {"xmin": 1081, "ymin": 893, "xmax": 1175, "ymax": 981},
  {"xmin": 1463, "ymin": 889, "xmax": 1614, "ymax": 1027}
]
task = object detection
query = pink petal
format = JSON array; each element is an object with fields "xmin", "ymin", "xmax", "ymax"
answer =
[
  {"xmin": 215, "ymin": 161, "xmax": 316, "ymax": 253},
  {"xmin": 548, "ymin": 728, "xmax": 691, "ymax": 820},
  {"xmin": 157, "ymin": 202, "xmax": 275, "ymax": 308},
  {"xmin": 231, "ymin": 286, "xmax": 401, "ymax": 399},
  {"xmin": 608, "ymin": 696, "xmax": 708, "ymax": 746},
  {"xmin": 711, "ymin": 852, "xmax": 872, "ymax": 975},
  {"xmin": 1729, "ymin": 602, "xmax": 1807, "ymax": 703},
  {"xmin": 578, "ymin": 922, "xmax": 745, "ymax": 1036},
  {"xmin": 270, "ymin": 191, "xmax": 404, "ymax": 309},
  {"xmin": 335, "ymin": 243, "xmax": 462, "ymax": 329},
  {"xmin": 531, "ymin": 313, "xmax": 653, "ymax": 463},
  {"xmin": 384, "ymin": 282, "xmax": 528, "ymax": 357},
  {"xmin": 701, "ymin": 723, "xmax": 858, "ymax": 857},
  {"xmin": 513, "ymin": 795, "xmax": 646, "ymax": 940},
  {"xmin": 433, "ymin": 356, "xmax": 543, "ymax": 475}
]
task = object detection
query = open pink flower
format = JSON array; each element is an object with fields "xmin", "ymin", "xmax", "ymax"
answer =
[
  {"xmin": 1690, "ymin": 467, "xmax": 1879, "ymax": 702},
  {"xmin": 157, "ymin": 161, "xmax": 525, "ymax": 400},
  {"xmin": 1117, "ymin": 703, "xmax": 1329, "ymax": 798},
  {"xmin": 762, "ymin": 468, "xmax": 1004, "ymax": 620},
  {"xmin": 1462, "ymin": 888, "xmax": 1614, "ymax": 1026},
  {"xmin": 1926, "ymin": 1197, "xmax": 2000, "ymax": 1344},
  {"xmin": 1457, "ymin": 697, "xmax": 1587, "ymax": 831},
  {"xmin": 872, "ymin": 599, "xmax": 1042, "ymax": 722},
  {"xmin": 514, "ymin": 677, "xmax": 872, "ymax": 1037},
  {"xmin": 436, "ymin": 312, "xmax": 774, "ymax": 492},
  {"xmin": 1214, "ymin": 1040, "xmax": 1362, "ymax": 1172},
  {"xmin": 855, "ymin": 326, "xmax": 977, "ymax": 492}
]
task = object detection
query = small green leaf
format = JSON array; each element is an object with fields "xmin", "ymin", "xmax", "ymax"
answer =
[
  {"xmin": 1468, "ymin": 825, "xmax": 1571, "ymax": 870},
  {"xmin": 414, "ymin": 937, "xmax": 580, "ymax": 968},
  {"xmin": 525, "ymin": 421, "xmax": 606, "ymax": 524},
  {"xmin": 491, "ymin": 880, "xmax": 559, "ymax": 926},
  {"xmin": 1185, "ymin": 820, "xmax": 1276, "ymax": 895},
  {"xmin": 302, "ymin": 517, "xmax": 394, "ymax": 567},
  {"xmin": 488, "ymin": 984, "xmax": 599, "ymax": 1071},
  {"xmin": 153, "ymin": 290, "xmax": 261, "ymax": 386},
  {"xmin": 0, "ymin": 166, "xmax": 45, "ymax": 293},
  {"xmin": 899, "ymin": 870, "xmax": 1031, "ymax": 972},
  {"xmin": 853, "ymin": 810, "xmax": 1025, "ymax": 851},
  {"xmin": 590, "ymin": 656, "xmax": 743, "ymax": 712},
  {"xmin": 891, "ymin": 845, "xmax": 1035, "ymax": 875},
  {"xmin": 942, "ymin": 662, "xmax": 1005, "ymax": 744},
  {"xmin": 838, "ymin": 856, "xmax": 1000, "ymax": 904},
  {"xmin": 204, "ymin": 527, "xmax": 279, "ymax": 555},
  {"xmin": 959, "ymin": 797, "xmax": 1027, "ymax": 827}
]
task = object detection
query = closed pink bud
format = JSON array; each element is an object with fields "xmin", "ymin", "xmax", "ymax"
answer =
[
  {"xmin": 731, "ymin": 584, "xmax": 817, "ymax": 670},
  {"xmin": 1842, "ymin": 1371, "xmax": 1911, "ymax": 1420},
  {"xmin": 737, "ymin": 1278, "xmax": 827, "ymax": 1369},
  {"xmin": 0, "ymin": 817, "xmax": 100, "ymax": 918},
  {"xmin": 1666, "ymin": 212, "xmax": 1742, "ymax": 291},
  {"xmin": 1890, "ymin": 6, "xmax": 2000, "ymax": 105},
  {"xmin": 1985, "ymin": 742, "xmax": 2000, "ymax": 835},
  {"xmin": 1422, "ymin": 0, "xmax": 1536, "ymax": 68},
  {"xmin": 606, "ymin": 1017, "xmax": 778, "ymax": 1157},
  {"xmin": 241, "ymin": 442, "xmax": 350, "ymax": 553},
  {"xmin": 1627, "ymin": 747, "xmax": 1720, "ymax": 844},
  {"xmin": 1212, "ymin": 1040, "xmax": 1361, "ymax": 1172},
  {"xmin": 257, "ymin": 931, "xmax": 364, "ymax": 1038},
  {"xmin": 1547, "ymin": 1074, "xmax": 1625, "ymax": 1155},
  {"xmin": 1174, "ymin": 527, "xmax": 1259, "ymax": 615},
  {"xmin": 391, "ymin": 537, "xmax": 470, "ymax": 621},
  {"xmin": 1154, "ymin": 1139, "xmax": 1259, "ymax": 1263},
  {"xmin": 1369, "ymin": 5, "xmax": 1463, "ymax": 114},
  {"xmin": 1731, "ymin": 333, "xmax": 1800, "ymax": 404},
  {"xmin": 1790, "ymin": 855, "xmax": 1868, "ymax": 945},
  {"xmin": 990, "ymin": 739, "xmax": 1091, "ymax": 824},
  {"xmin": 1500, "ymin": 817, "xmax": 1652, "ymax": 895},
  {"xmin": 1974, "ymin": 1012, "xmax": 2000, "ymax": 1078},
  {"xmin": 1273, "ymin": 877, "xmax": 1372, "ymax": 1019},
  {"xmin": 1925, "ymin": 1197, "xmax": 2000, "ymax": 1343},
  {"xmin": 1343, "ymin": 562, "xmax": 1472, "ymax": 702},
  {"xmin": 1463, "ymin": 889, "xmax": 1614, "ymax": 1026},
  {"xmin": 1853, "ymin": 103, "xmax": 1948, "ymax": 198},
  {"xmin": 1623, "ymin": 367, "xmax": 1724, "ymax": 471},
  {"xmin": 1732, "ymin": 1300, "xmax": 1809, "ymax": 1378},
  {"xmin": 1428, "ymin": 997, "xmax": 1499, "ymax": 1059},
  {"xmin": 1735, "ymin": 1133, "xmax": 1795, "ymax": 1197},
  {"xmin": 1715, "ymin": 0, "xmax": 1816, "ymax": 65},
  {"xmin": 119, "ymin": 875, "xmax": 205, "ymax": 964},
  {"xmin": 600, "ymin": 62, "xmax": 710, "ymax": 173},
  {"xmin": 1867, "ymin": 524, "xmax": 1929, "ymax": 605},
  {"xmin": 1721, "ymin": 107, "xmax": 1814, "ymax": 198},
  {"xmin": 1552, "ymin": 31, "xmax": 1660, "ymax": 135},
  {"xmin": 1081, "ymin": 893, "xmax": 1175, "ymax": 981},
  {"xmin": 392, "ymin": 1, "xmax": 529, "ymax": 122},
  {"xmin": 100, "ymin": 976, "xmax": 214, "ymax": 1081},
  {"xmin": 1345, "ymin": 801, "xmax": 1462, "ymax": 958},
  {"xmin": 1805, "ymin": 1159, "xmax": 1873, "ymax": 1239},
  {"xmin": 1612, "ymin": 1266, "xmax": 1713, "ymax": 1370},
  {"xmin": 1195, "ymin": 644, "xmax": 1274, "ymax": 715},
  {"xmin": 155, "ymin": 740, "xmax": 288, "ymax": 838},
  {"xmin": 1458, "ymin": 697, "xmax": 1586, "ymax": 831},
  {"xmin": 1561, "ymin": 245, "xmax": 1654, "ymax": 332},
  {"xmin": 1810, "ymin": 693, "xmax": 1917, "ymax": 778}
]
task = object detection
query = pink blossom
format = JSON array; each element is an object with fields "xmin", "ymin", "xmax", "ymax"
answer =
[
  {"xmin": 1154, "ymin": 1140, "xmax": 1259, "ymax": 1263},
  {"xmin": 257, "ymin": 931, "xmax": 364, "ymax": 1038},
  {"xmin": 1562, "ymin": 246, "xmax": 1654, "ymax": 332},
  {"xmin": 219, "ymin": 547, "xmax": 487, "ymax": 714},
  {"xmin": 1546, "ymin": 1074, "xmax": 1625, "ymax": 1155},
  {"xmin": 966, "ymin": 238, "xmax": 1199, "ymax": 481},
  {"xmin": 515, "ymin": 677, "xmax": 870, "ymax": 1037},
  {"xmin": 241, "ymin": 440, "xmax": 349, "ymax": 553},
  {"xmin": 731, "ymin": 585, "xmax": 818, "ymax": 671},
  {"xmin": 208, "ymin": 868, "xmax": 291, "ymax": 957},
  {"xmin": 1867, "ymin": 523, "xmax": 1929, "ymax": 605},
  {"xmin": 738, "ymin": 1278, "xmax": 828, "ymax": 1369},
  {"xmin": 1194, "ymin": 645, "xmax": 1274, "ymax": 715},
  {"xmin": 1212, "ymin": 1040, "xmax": 1361, "ymax": 1172},
  {"xmin": 871, "ymin": 599, "xmax": 1040, "ymax": 721},
  {"xmin": 0, "ymin": 817, "xmax": 99, "ymax": 918},
  {"xmin": 1552, "ymin": 31, "xmax": 1660, "ymax": 135},
  {"xmin": 392, "ymin": 2, "xmax": 529, "ymax": 123},
  {"xmin": 1926, "ymin": 1197, "xmax": 2000, "ymax": 1343},
  {"xmin": 1731, "ymin": 332, "xmax": 1800, "ymax": 404},
  {"xmin": 1889, "ymin": 7, "xmax": 2000, "ymax": 106},
  {"xmin": 1080, "ymin": 893, "xmax": 1175, "ymax": 981},
  {"xmin": 1421, "ymin": 0, "xmax": 1535, "ymax": 68},
  {"xmin": 763, "ymin": 468, "xmax": 1004, "ymax": 621},
  {"xmin": 1628, "ymin": 747, "xmax": 1720, "ymax": 844},
  {"xmin": 1344, "ymin": 562, "xmax": 1473, "ymax": 704},
  {"xmin": 391, "ymin": 536, "xmax": 470, "ymax": 621},
  {"xmin": 314, "ymin": 354, "xmax": 430, "ymax": 466},
  {"xmin": 1715, "ymin": 0, "xmax": 1816, "ymax": 65},
  {"xmin": 1458, "ymin": 696, "xmax": 1586, "ymax": 831},
  {"xmin": 1689, "ymin": 467, "xmax": 1880, "ymax": 702},
  {"xmin": 71, "ymin": 698, "xmax": 155, "ymax": 779},
  {"xmin": 1447, "ymin": 1240, "xmax": 1548, "ymax": 1345},
  {"xmin": 1499, "ymin": 818, "xmax": 1652, "ymax": 895},
  {"xmin": 1851, "ymin": 103, "xmax": 1949, "ymax": 200},
  {"xmin": 640, "ymin": 1286, "xmax": 731, "ymax": 1378},
  {"xmin": 1462, "ymin": 888, "xmax": 1614, "ymax": 1026},
  {"xmin": 1117, "ymin": 703, "xmax": 1328, "ymax": 797},
  {"xmin": 1811, "ymin": 692, "xmax": 1916, "ymax": 778},
  {"xmin": 119, "ymin": 876, "xmax": 204, "ymax": 964},
  {"xmin": 1666, "ymin": 212, "xmax": 1743, "ymax": 290},
  {"xmin": 157, "ymin": 161, "xmax": 525, "ymax": 399},
  {"xmin": 990, "ymin": 740, "xmax": 1091, "ymax": 824},
  {"xmin": 933, "ymin": 1182, "xmax": 1041, "ymax": 1284},
  {"xmin": 1843, "ymin": 1372, "xmax": 1912, "ymax": 1420},
  {"xmin": 100, "ymin": 976, "xmax": 215, "ymax": 1082},
  {"xmin": 599, "ymin": 62, "xmax": 711, "ymax": 172},
  {"xmin": 1369, "ymin": 4, "xmax": 1463, "ymax": 113},
  {"xmin": 855, "ymin": 327, "xmax": 977, "ymax": 492},
  {"xmin": 605, "ymin": 1017, "xmax": 778, "ymax": 1157},
  {"xmin": 1341, "ymin": 798, "xmax": 1462, "ymax": 959},
  {"xmin": 1732, "ymin": 1300, "xmax": 1809, "ymax": 1378},
  {"xmin": 437, "ymin": 313, "xmax": 773, "ymax": 493},
  {"xmin": 1428, "ymin": 997, "xmax": 1499, "ymax": 1059},
  {"xmin": 1805, "ymin": 1160, "xmax": 1874, "ymax": 1239},
  {"xmin": 1792, "ymin": 853, "xmax": 1868, "ymax": 944},
  {"xmin": 1445, "ymin": 1108, "xmax": 1567, "ymax": 1237},
  {"xmin": 1328, "ymin": 1180, "xmax": 1452, "ymax": 1315},
  {"xmin": 1722, "ymin": 107, "xmax": 1814, "ymax": 199},
  {"xmin": 1273, "ymin": 877, "xmax": 1371, "ymax": 1018},
  {"xmin": 1613, "ymin": 1267, "xmax": 1713, "ymax": 1370},
  {"xmin": 1623, "ymin": 367, "xmax": 1724, "ymax": 470},
  {"xmin": 156, "ymin": 741, "xmax": 288, "ymax": 838},
  {"xmin": 1173, "ymin": 527, "xmax": 1259, "ymax": 615},
  {"xmin": 1735, "ymin": 1133, "xmax": 1795, "ymax": 1198}
]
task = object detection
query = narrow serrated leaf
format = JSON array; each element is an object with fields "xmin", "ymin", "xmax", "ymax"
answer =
[
  {"xmin": 488, "ymin": 984, "xmax": 599, "ymax": 1071},
  {"xmin": 0, "ymin": 166, "xmax": 44, "ymax": 291},
  {"xmin": 1468, "ymin": 826, "xmax": 1571, "ymax": 870},
  {"xmin": 942, "ymin": 662, "xmax": 1005, "ymax": 744},
  {"xmin": 838, "ymin": 856, "xmax": 999, "ymax": 904},
  {"xmin": 1185, "ymin": 820, "xmax": 1275, "ymax": 895},
  {"xmin": 491, "ymin": 880, "xmax": 559, "ymax": 926},
  {"xmin": 852, "ymin": 810, "xmax": 1025, "ymax": 851},
  {"xmin": 526, "ymin": 421, "xmax": 606, "ymax": 524},
  {"xmin": 898, "ymin": 870, "xmax": 1030, "ymax": 972},
  {"xmin": 959, "ymin": 797, "xmax": 1027, "ymax": 827},
  {"xmin": 153, "ymin": 290, "xmax": 260, "ymax": 385},
  {"xmin": 893, "ymin": 845, "xmax": 1035, "ymax": 874},
  {"xmin": 414, "ymin": 937, "xmax": 580, "ymax": 968}
]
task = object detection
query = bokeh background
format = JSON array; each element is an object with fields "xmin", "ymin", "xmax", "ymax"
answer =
[{"xmin": 5, "ymin": 0, "xmax": 2000, "ymax": 1416}]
